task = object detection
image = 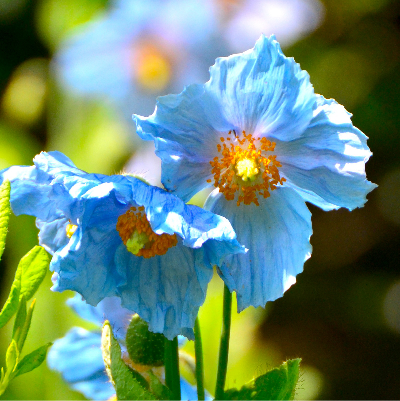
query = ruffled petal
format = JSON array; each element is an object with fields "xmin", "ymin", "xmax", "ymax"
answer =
[
  {"xmin": 205, "ymin": 187, "xmax": 312, "ymax": 311},
  {"xmin": 47, "ymin": 328, "xmax": 114, "ymax": 401},
  {"xmin": 277, "ymin": 95, "xmax": 377, "ymax": 210},
  {"xmin": 50, "ymin": 223, "xmax": 125, "ymax": 305},
  {"xmin": 134, "ymin": 84, "xmax": 231, "ymax": 201},
  {"xmin": 36, "ymin": 217, "xmax": 69, "ymax": 254},
  {"xmin": 206, "ymin": 34, "xmax": 315, "ymax": 140},
  {"xmin": 114, "ymin": 242, "xmax": 214, "ymax": 340}
]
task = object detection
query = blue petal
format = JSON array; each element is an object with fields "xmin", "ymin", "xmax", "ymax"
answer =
[
  {"xmin": 205, "ymin": 187, "xmax": 312, "ymax": 311},
  {"xmin": 47, "ymin": 328, "xmax": 114, "ymax": 401},
  {"xmin": 0, "ymin": 151, "xmax": 84, "ymax": 220},
  {"xmin": 134, "ymin": 35, "xmax": 316, "ymax": 201},
  {"xmin": 206, "ymin": 34, "xmax": 315, "ymax": 141},
  {"xmin": 114, "ymin": 242, "xmax": 214, "ymax": 340},
  {"xmin": 134, "ymin": 83, "xmax": 230, "ymax": 201},
  {"xmin": 36, "ymin": 216, "xmax": 69, "ymax": 255},
  {"xmin": 276, "ymin": 95, "xmax": 377, "ymax": 210},
  {"xmin": 67, "ymin": 294, "xmax": 133, "ymax": 342}
]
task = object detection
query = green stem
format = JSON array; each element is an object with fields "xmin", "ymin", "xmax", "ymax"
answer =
[
  {"xmin": 215, "ymin": 284, "xmax": 232, "ymax": 400},
  {"xmin": 194, "ymin": 317, "xmax": 205, "ymax": 401},
  {"xmin": 164, "ymin": 337, "xmax": 181, "ymax": 400}
]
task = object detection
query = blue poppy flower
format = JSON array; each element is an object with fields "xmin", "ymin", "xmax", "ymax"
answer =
[
  {"xmin": 134, "ymin": 34, "xmax": 377, "ymax": 312},
  {"xmin": 55, "ymin": 0, "xmax": 220, "ymax": 118},
  {"xmin": 48, "ymin": 295, "xmax": 207, "ymax": 400},
  {"xmin": 0, "ymin": 151, "xmax": 244, "ymax": 339}
]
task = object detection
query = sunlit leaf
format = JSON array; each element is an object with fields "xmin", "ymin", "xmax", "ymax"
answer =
[
  {"xmin": 0, "ymin": 179, "xmax": 11, "ymax": 261},
  {"xmin": 0, "ymin": 269, "xmax": 21, "ymax": 329},
  {"xmin": 15, "ymin": 343, "xmax": 52, "ymax": 377},
  {"xmin": 102, "ymin": 321, "xmax": 155, "ymax": 400},
  {"xmin": 18, "ymin": 246, "xmax": 50, "ymax": 300},
  {"xmin": 12, "ymin": 295, "xmax": 27, "ymax": 346},
  {"xmin": 224, "ymin": 359, "xmax": 301, "ymax": 400}
]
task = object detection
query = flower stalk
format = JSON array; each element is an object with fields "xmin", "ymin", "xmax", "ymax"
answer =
[
  {"xmin": 165, "ymin": 336, "xmax": 181, "ymax": 400},
  {"xmin": 194, "ymin": 317, "xmax": 205, "ymax": 400},
  {"xmin": 215, "ymin": 284, "xmax": 232, "ymax": 400}
]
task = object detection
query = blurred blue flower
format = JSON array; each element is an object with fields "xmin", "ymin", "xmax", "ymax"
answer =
[
  {"xmin": 134, "ymin": 35, "xmax": 377, "ymax": 312},
  {"xmin": 48, "ymin": 295, "xmax": 206, "ymax": 400},
  {"xmin": 0, "ymin": 151, "xmax": 244, "ymax": 339},
  {"xmin": 55, "ymin": 0, "xmax": 220, "ymax": 118}
]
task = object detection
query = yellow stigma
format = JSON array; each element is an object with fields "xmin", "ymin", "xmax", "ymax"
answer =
[
  {"xmin": 116, "ymin": 206, "xmax": 178, "ymax": 258},
  {"xmin": 135, "ymin": 45, "xmax": 171, "ymax": 93},
  {"xmin": 208, "ymin": 131, "xmax": 286, "ymax": 206},
  {"xmin": 236, "ymin": 158, "xmax": 259, "ymax": 181},
  {"xmin": 66, "ymin": 223, "xmax": 78, "ymax": 238}
]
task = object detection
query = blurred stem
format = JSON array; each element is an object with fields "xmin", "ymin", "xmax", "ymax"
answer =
[
  {"xmin": 215, "ymin": 284, "xmax": 232, "ymax": 400},
  {"xmin": 194, "ymin": 317, "xmax": 205, "ymax": 401},
  {"xmin": 164, "ymin": 336, "xmax": 181, "ymax": 400}
]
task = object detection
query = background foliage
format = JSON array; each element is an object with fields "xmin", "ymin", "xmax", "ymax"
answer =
[{"xmin": 0, "ymin": 0, "xmax": 399, "ymax": 399}]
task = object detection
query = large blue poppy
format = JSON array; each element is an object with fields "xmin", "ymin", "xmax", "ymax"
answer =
[
  {"xmin": 134, "ymin": 34, "xmax": 376, "ymax": 312},
  {"xmin": 0, "ymin": 151, "xmax": 244, "ymax": 339}
]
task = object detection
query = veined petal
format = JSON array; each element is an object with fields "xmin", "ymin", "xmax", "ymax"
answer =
[
  {"xmin": 47, "ymin": 328, "xmax": 114, "ymax": 401},
  {"xmin": 114, "ymin": 243, "xmax": 214, "ymax": 340},
  {"xmin": 277, "ymin": 95, "xmax": 377, "ymax": 210},
  {"xmin": 50, "ymin": 224, "xmax": 125, "ymax": 305},
  {"xmin": 134, "ymin": 84, "xmax": 231, "ymax": 201},
  {"xmin": 205, "ymin": 187, "xmax": 312, "ymax": 311},
  {"xmin": 37, "ymin": 217, "xmax": 70, "ymax": 255},
  {"xmin": 206, "ymin": 34, "xmax": 315, "ymax": 140}
]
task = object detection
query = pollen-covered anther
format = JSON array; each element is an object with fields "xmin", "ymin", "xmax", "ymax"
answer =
[
  {"xmin": 66, "ymin": 223, "xmax": 78, "ymax": 238},
  {"xmin": 116, "ymin": 206, "xmax": 178, "ymax": 258},
  {"xmin": 209, "ymin": 130, "xmax": 286, "ymax": 206}
]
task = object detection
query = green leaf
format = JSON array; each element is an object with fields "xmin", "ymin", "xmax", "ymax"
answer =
[
  {"xmin": 0, "ymin": 179, "xmax": 11, "ymax": 262},
  {"xmin": 148, "ymin": 371, "xmax": 173, "ymax": 400},
  {"xmin": 5, "ymin": 340, "xmax": 19, "ymax": 374},
  {"xmin": 102, "ymin": 321, "xmax": 156, "ymax": 400},
  {"xmin": 15, "ymin": 343, "xmax": 52, "ymax": 377},
  {"xmin": 0, "ymin": 269, "xmax": 21, "ymax": 329},
  {"xmin": 0, "ymin": 246, "xmax": 48, "ymax": 329},
  {"xmin": 18, "ymin": 246, "xmax": 50, "ymax": 300},
  {"xmin": 224, "ymin": 359, "xmax": 301, "ymax": 401},
  {"xmin": 126, "ymin": 314, "xmax": 165, "ymax": 367},
  {"xmin": 16, "ymin": 299, "xmax": 36, "ymax": 351},
  {"xmin": 12, "ymin": 295, "xmax": 27, "ymax": 346}
]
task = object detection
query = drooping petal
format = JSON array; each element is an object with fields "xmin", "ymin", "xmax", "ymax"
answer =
[
  {"xmin": 114, "ymin": 242, "xmax": 214, "ymax": 340},
  {"xmin": 50, "ymin": 223, "xmax": 125, "ymax": 305},
  {"xmin": 205, "ymin": 187, "xmax": 312, "ymax": 311},
  {"xmin": 47, "ymin": 328, "xmax": 114, "ymax": 401},
  {"xmin": 277, "ymin": 95, "xmax": 377, "ymax": 210}
]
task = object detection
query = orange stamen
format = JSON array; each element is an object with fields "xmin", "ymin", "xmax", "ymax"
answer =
[
  {"xmin": 209, "ymin": 131, "xmax": 285, "ymax": 206},
  {"xmin": 116, "ymin": 207, "xmax": 177, "ymax": 258}
]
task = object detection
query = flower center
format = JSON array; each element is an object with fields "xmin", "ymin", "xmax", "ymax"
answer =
[
  {"xmin": 134, "ymin": 44, "xmax": 171, "ymax": 93},
  {"xmin": 208, "ymin": 130, "xmax": 285, "ymax": 206},
  {"xmin": 66, "ymin": 223, "xmax": 78, "ymax": 238},
  {"xmin": 116, "ymin": 206, "xmax": 178, "ymax": 258}
]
